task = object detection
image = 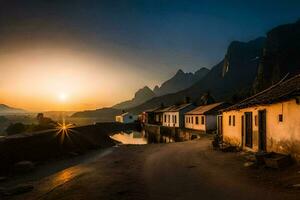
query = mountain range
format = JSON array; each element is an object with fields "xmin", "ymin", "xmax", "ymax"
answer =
[
  {"xmin": 111, "ymin": 67, "xmax": 209, "ymax": 110},
  {"xmin": 50, "ymin": 20, "xmax": 300, "ymax": 120},
  {"xmin": 153, "ymin": 68, "xmax": 210, "ymax": 96}
]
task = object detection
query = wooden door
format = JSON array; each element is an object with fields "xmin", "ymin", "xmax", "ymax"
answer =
[
  {"xmin": 217, "ymin": 115, "xmax": 223, "ymax": 136},
  {"xmin": 245, "ymin": 112, "xmax": 253, "ymax": 148},
  {"xmin": 258, "ymin": 110, "xmax": 267, "ymax": 151}
]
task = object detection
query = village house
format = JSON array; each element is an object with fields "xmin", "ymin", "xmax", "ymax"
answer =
[
  {"xmin": 184, "ymin": 102, "xmax": 229, "ymax": 133},
  {"xmin": 141, "ymin": 106, "xmax": 166, "ymax": 125},
  {"xmin": 115, "ymin": 112, "xmax": 138, "ymax": 124},
  {"xmin": 221, "ymin": 74, "xmax": 300, "ymax": 159},
  {"xmin": 162, "ymin": 103, "xmax": 195, "ymax": 128}
]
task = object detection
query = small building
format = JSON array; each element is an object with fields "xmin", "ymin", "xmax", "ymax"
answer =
[
  {"xmin": 184, "ymin": 102, "xmax": 229, "ymax": 133},
  {"xmin": 221, "ymin": 74, "xmax": 300, "ymax": 159},
  {"xmin": 115, "ymin": 112, "xmax": 138, "ymax": 124},
  {"xmin": 162, "ymin": 103, "xmax": 195, "ymax": 128},
  {"xmin": 141, "ymin": 106, "xmax": 167, "ymax": 125}
]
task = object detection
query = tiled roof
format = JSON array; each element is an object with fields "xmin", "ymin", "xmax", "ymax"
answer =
[
  {"xmin": 223, "ymin": 73, "xmax": 300, "ymax": 111},
  {"xmin": 185, "ymin": 102, "xmax": 225, "ymax": 115}
]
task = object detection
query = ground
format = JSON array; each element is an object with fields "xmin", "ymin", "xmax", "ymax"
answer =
[{"xmin": 2, "ymin": 136, "xmax": 300, "ymax": 200}]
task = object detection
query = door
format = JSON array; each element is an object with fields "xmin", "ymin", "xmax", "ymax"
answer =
[
  {"xmin": 241, "ymin": 115, "xmax": 244, "ymax": 148},
  {"xmin": 258, "ymin": 110, "xmax": 267, "ymax": 151},
  {"xmin": 217, "ymin": 115, "xmax": 223, "ymax": 136},
  {"xmin": 245, "ymin": 112, "xmax": 253, "ymax": 148}
]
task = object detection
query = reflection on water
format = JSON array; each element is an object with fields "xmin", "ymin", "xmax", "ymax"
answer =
[
  {"xmin": 111, "ymin": 129, "xmax": 198, "ymax": 145},
  {"xmin": 110, "ymin": 131, "xmax": 148, "ymax": 145}
]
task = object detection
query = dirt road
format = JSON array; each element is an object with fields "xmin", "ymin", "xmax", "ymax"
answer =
[{"xmin": 4, "ymin": 137, "xmax": 300, "ymax": 200}]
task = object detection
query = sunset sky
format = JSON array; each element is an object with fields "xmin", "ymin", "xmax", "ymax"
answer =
[{"xmin": 0, "ymin": 0, "xmax": 299, "ymax": 111}]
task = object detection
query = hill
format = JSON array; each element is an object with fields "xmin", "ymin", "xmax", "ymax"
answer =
[{"xmin": 0, "ymin": 104, "xmax": 26, "ymax": 115}]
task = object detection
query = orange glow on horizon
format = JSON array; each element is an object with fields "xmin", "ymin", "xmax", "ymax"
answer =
[{"xmin": 0, "ymin": 47, "xmax": 155, "ymax": 112}]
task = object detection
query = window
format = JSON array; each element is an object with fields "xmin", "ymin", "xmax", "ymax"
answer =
[
  {"xmin": 186, "ymin": 117, "xmax": 188, "ymax": 123},
  {"xmin": 201, "ymin": 116, "xmax": 205, "ymax": 125},
  {"xmin": 191, "ymin": 117, "xmax": 193, "ymax": 124},
  {"xmin": 188, "ymin": 117, "xmax": 190, "ymax": 123},
  {"xmin": 229, "ymin": 115, "xmax": 231, "ymax": 126},
  {"xmin": 279, "ymin": 114, "xmax": 283, "ymax": 122},
  {"xmin": 168, "ymin": 115, "xmax": 170, "ymax": 123},
  {"xmin": 195, "ymin": 116, "xmax": 199, "ymax": 124},
  {"xmin": 174, "ymin": 115, "xmax": 177, "ymax": 124},
  {"xmin": 233, "ymin": 115, "xmax": 235, "ymax": 126},
  {"xmin": 164, "ymin": 115, "xmax": 167, "ymax": 122}
]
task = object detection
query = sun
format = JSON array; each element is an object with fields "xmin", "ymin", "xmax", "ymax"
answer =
[{"xmin": 58, "ymin": 92, "xmax": 68, "ymax": 102}]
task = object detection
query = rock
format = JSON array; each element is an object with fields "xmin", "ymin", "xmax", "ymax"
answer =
[
  {"xmin": 244, "ymin": 162, "xmax": 255, "ymax": 167},
  {"xmin": 0, "ymin": 184, "xmax": 34, "ymax": 196},
  {"xmin": 14, "ymin": 161, "xmax": 35, "ymax": 173}
]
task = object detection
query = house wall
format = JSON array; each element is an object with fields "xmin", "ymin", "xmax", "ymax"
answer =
[
  {"xmin": 116, "ymin": 114, "xmax": 138, "ymax": 124},
  {"xmin": 162, "ymin": 105, "xmax": 195, "ymax": 128},
  {"xmin": 222, "ymin": 99, "xmax": 300, "ymax": 159},
  {"xmin": 184, "ymin": 114, "xmax": 206, "ymax": 131},
  {"xmin": 162, "ymin": 112, "xmax": 179, "ymax": 127}
]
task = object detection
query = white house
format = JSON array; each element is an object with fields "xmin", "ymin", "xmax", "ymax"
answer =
[
  {"xmin": 162, "ymin": 103, "xmax": 195, "ymax": 128},
  {"xmin": 115, "ymin": 112, "xmax": 138, "ymax": 124},
  {"xmin": 221, "ymin": 74, "xmax": 300, "ymax": 159},
  {"xmin": 184, "ymin": 102, "xmax": 228, "ymax": 133}
]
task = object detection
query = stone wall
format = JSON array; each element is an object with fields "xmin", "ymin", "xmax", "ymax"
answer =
[{"xmin": 0, "ymin": 122, "xmax": 138, "ymax": 173}]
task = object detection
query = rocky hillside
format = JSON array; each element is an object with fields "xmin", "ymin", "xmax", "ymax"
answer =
[
  {"xmin": 253, "ymin": 20, "xmax": 300, "ymax": 93},
  {"xmin": 153, "ymin": 68, "xmax": 209, "ymax": 96},
  {"xmin": 128, "ymin": 37, "xmax": 266, "ymax": 114}
]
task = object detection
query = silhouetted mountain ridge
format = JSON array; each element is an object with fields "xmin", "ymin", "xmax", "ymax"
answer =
[
  {"xmin": 0, "ymin": 104, "xmax": 26, "ymax": 114},
  {"xmin": 72, "ymin": 20, "xmax": 300, "ymax": 120},
  {"xmin": 113, "ymin": 86, "xmax": 156, "ymax": 110},
  {"xmin": 153, "ymin": 67, "xmax": 210, "ymax": 96}
]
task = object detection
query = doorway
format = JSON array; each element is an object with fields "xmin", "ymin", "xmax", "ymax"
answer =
[
  {"xmin": 241, "ymin": 115, "xmax": 244, "ymax": 148},
  {"xmin": 217, "ymin": 115, "xmax": 223, "ymax": 136},
  {"xmin": 245, "ymin": 112, "xmax": 253, "ymax": 148},
  {"xmin": 258, "ymin": 110, "xmax": 267, "ymax": 151}
]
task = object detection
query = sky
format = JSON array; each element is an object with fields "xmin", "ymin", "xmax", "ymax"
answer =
[{"xmin": 0, "ymin": 0, "xmax": 299, "ymax": 111}]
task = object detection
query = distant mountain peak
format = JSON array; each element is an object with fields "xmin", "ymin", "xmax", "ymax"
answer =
[
  {"xmin": 0, "ymin": 104, "xmax": 26, "ymax": 114},
  {"xmin": 153, "ymin": 67, "xmax": 210, "ymax": 96},
  {"xmin": 175, "ymin": 69, "xmax": 185, "ymax": 75},
  {"xmin": 113, "ymin": 86, "xmax": 156, "ymax": 110}
]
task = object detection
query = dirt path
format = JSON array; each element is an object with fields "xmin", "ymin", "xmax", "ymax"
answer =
[{"xmin": 4, "ymin": 137, "xmax": 300, "ymax": 200}]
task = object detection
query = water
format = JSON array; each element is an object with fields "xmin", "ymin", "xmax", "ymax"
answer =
[
  {"xmin": 110, "ymin": 131, "xmax": 148, "ymax": 145},
  {"xmin": 110, "ymin": 129, "xmax": 200, "ymax": 145}
]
